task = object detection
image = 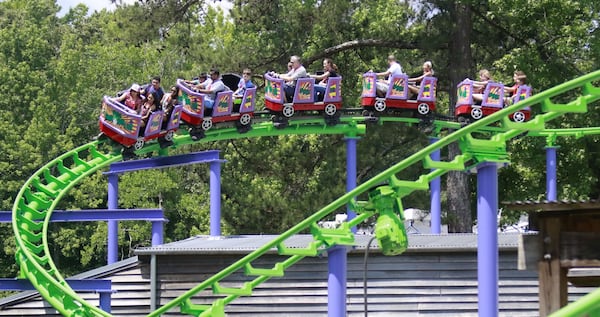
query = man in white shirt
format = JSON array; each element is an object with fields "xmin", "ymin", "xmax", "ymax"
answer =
[
  {"xmin": 197, "ymin": 68, "xmax": 227, "ymax": 116},
  {"xmin": 277, "ymin": 55, "xmax": 307, "ymax": 102},
  {"xmin": 374, "ymin": 54, "xmax": 404, "ymax": 97}
]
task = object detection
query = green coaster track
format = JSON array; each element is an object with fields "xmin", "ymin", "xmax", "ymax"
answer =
[{"xmin": 11, "ymin": 70, "xmax": 600, "ymax": 316}]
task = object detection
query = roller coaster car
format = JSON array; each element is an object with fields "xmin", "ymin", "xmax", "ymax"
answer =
[
  {"xmin": 361, "ymin": 72, "xmax": 437, "ymax": 117},
  {"xmin": 264, "ymin": 73, "xmax": 342, "ymax": 127},
  {"xmin": 99, "ymin": 96, "xmax": 183, "ymax": 151},
  {"xmin": 177, "ymin": 79, "xmax": 256, "ymax": 139},
  {"xmin": 455, "ymin": 80, "xmax": 532, "ymax": 124}
]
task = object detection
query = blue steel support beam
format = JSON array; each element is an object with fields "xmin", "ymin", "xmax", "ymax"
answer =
[
  {"xmin": 0, "ymin": 209, "xmax": 165, "ymax": 223},
  {"xmin": 0, "ymin": 279, "xmax": 114, "ymax": 313},
  {"xmin": 429, "ymin": 137, "xmax": 442, "ymax": 234},
  {"xmin": 104, "ymin": 150, "xmax": 221, "ymax": 175}
]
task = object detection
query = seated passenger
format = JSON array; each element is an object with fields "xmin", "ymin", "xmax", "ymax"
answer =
[
  {"xmin": 233, "ymin": 68, "xmax": 255, "ymax": 99},
  {"xmin": 271, "ymin": 55, "xmax": 307, "ymax": 103},
  {"xmin": 145, "ymin": 76, "xmax": 165, "ymax": 102},
  {"xmin": 184, "ymin": 73, "xmax": 211, "ymax": 91},
  {"xmin": 139, "ymin": 92, "xmax": 159, "ymax": 135},
  {"xmin": 162, "ymin": 86, "xmax": 180, "ymax": 128},
  {"xmin": 408, "ymin": 61, "xmax": 434, "ymax": 99},
  {"xmin": 472, "ymin": 69, "xmax": 492, "ymax": 104},
  {"xmin": 310, "ymin": 58, "xmax": 339, "ymax": 102},
  {"xmin": 113, "ymin": 83, "xmax": 143, "ymax": 112},
  {"xmin": 503, "ymin": 70, "xmax": 527, "ymax": 105},
  {"xmin": 372, "ymin": 55, "xmax": 404, "ymax": 98},
  {"xmin": 161, "ymin": 85, "xmax": 179, "ymax": 110},
  {"xmin": 196, "ymin": 68, "xmax": 227, "ymax": 116}
]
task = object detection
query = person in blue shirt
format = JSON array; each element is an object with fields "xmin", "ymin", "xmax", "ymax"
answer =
[
  {"xmin": 145, "ymin": 76, "xmax": 165, "ymax": 102},
  {"xmin": 233, "ymin": 68, "xmax": 255, "ymax": 98}
]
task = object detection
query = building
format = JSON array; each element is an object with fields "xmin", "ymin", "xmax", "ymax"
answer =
[{"xmin": 0, "ymin": 233, "xmax": 594, "ymax": 316}]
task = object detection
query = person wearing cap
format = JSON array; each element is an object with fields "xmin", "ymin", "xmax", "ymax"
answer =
[
  {"xmin": 196, "ymin": 68, "xmax": 227, "ymax": 116},
  {"xmin": 185, "ymin": 73, "xmax": 212, "ymax": 90},
  {"xmin": 113, "ymin": 83, "xmax": 144, "ymax": 112}
]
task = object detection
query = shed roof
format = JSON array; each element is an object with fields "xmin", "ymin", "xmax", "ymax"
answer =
[
  {"xmin": 502, "ymin": 199, "xmax": 600, "ymax": 212},
  {"xmin": 135, "ymin": 233, "xmax": 521, "ymax": 256}
]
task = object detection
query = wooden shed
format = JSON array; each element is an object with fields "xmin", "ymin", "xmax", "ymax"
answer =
[
  {"xmin": 505, "ymin": 200, "xmax": 600, "ymax": 316},
  {"xmin": 0, "ymin": 233, "xmax": 595, "ymax": 316}
]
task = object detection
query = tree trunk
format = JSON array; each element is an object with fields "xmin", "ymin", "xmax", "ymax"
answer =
[{"xmin": 446, "ymin": 2, "xmax": 473, "ymax": 233}]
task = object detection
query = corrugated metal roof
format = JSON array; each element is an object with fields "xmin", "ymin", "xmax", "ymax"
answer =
[
  {"xmin": 134, "ymin": 233, "xmax": 521, "ymax": 256},
  {"xmin": 502, "ymin": 199, "xmax": 600, "ymax": 211}
]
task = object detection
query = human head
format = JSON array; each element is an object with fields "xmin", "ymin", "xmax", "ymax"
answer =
[
  {"xmin": 479, "ymin": 69, "xmax": 491, "ymax": 81},
  {"xmin": 147, "ymin": 92, "xmax": 160, "ymax": 106},
  {"xmin": 387, "ymin": 55, "xmax": 396, "ymax": 65},
  {"xmin": 423, "ymin": 61, "xmax": 433, "ymax": 72},
  {"xmin": 151, "ymin": 76, "xmax": 161, "ymax": 89},
  {"xmin": 198, "ymin": 73, "xmax": 208, "ymax": 83},
  {"xmin": 514, "ymin": 70, "xmax": 527, "ymax": 84},
  {"xmin": 209, "ymin": 68, "xmax": 220, "ymax": 80},
  {"xmin": 290, "ymin": 55, "xmax": 301, "ymax": 70},
  {"xmin": 287, "ymin": 62, "xmax": 293, "ymax": 71},
  {"xmin": 242, "ymin": 68, "xmax": 252, "ymax": 79},
  {"xmin": 170, "ymin": 86, "xmax": 178, "ymax": 96},
  {"xmin": 323, "ymin": 58, "xmax": 338, "ymax": 72},
  {"xmin": 130, "ymin": 83, "xmax": 141, "ymax": 96}
]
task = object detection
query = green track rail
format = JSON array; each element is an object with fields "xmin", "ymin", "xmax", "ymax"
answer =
[{"xmin": 11, "ymin": 70, "xmax": 600, "ymax": 316}]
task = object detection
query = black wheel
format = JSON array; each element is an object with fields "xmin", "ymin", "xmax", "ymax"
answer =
[
  {"xmin": 457, "ymin": 116, "xmax": 471, "ymax": 125},
  {"xmin": 189, "ymin": 127, "xmax": 205, "ymax": 141}
]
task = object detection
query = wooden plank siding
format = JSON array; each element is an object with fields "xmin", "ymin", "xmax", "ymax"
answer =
[{"xmin": 1, "ymin": 249, "xmax": 596, "ymax": 316}]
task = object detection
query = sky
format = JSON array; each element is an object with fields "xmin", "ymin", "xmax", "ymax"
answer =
[{"xmin": 56, "ymin": 0, "xmax": 233, "ymax": 16}]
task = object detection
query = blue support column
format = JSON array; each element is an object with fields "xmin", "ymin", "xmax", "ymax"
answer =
[
  {"xmin": 210, "ymin": 160, "xmax": 222, "ymax": 237},
  {"xmin": 429, "ymin": 137, "xmax": 442, "ymax": 234},
  {"xmin": 546, "ymin": 146, "xmax": 558, "ymax": 201},
  {"xmin": 107, "ymin": 174, "xmax": 119, "ymax": 265},
  {"xmin": 151, "ymin": 221, "xmax": 163, "ymax": 246},
  {"xmin": 328, "ymin": 245, "xmax": 347, "ymax": 317},
  {"xmin": 477, "ymin": 162, "xmax": 499, "ymax": 317},
  {"xmin": 326, "ymin": 136, "xmax": 358, "ymax": 317},
  {"xmin": 99, "ymin": 292, "xmax": 111, "ymax": 313},
  {"xmin": 345, "ymin": 137, "xmax": 358, "ymax": 226}
]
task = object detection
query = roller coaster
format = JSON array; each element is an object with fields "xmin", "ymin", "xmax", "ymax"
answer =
[{"xmin": 10, "ymin": 70, "xmax": 600, "ymax": 316}]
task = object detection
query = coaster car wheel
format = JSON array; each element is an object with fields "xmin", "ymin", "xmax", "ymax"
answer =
[
  {"xmin": 470, "ymin": 107, "xmax": 483, "ymax": 120},
  {"xmin": 201, "ymin": 118, "xmax": 213, "ymax": 131},
  {"xmin": 282, "ymin": 105, "xmax": 294, "ymax": 118},
  {"xmin": 134, "ymin": 139, "xmax": 145, "ymax": 151},
  {"xmin": 324, "ymin": 104, "xmax": 337, "ymax": 116},
  {"xmin": 417, "ymin": 103, "xmax": 430, "ymax": 115},
  {"xmin": 164, "ymin": 130, "xmax": 174, "ymax": 141},
  {"xmin": 374, "ymin": 99, "xmax": 386, "ymax": 112},
  {"xmin": 512, "ymin": 111, "xmax": 526, "ymax": 123},
  {"xmin": 239, "ymin": 113, "xmax": 252, "ymax": 126}
]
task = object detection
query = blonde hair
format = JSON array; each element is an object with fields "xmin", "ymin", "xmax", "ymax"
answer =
[
  {"xmin": 423, "ymin": 61, "xmax": 434, "ymax": 75},
  {"xmin": 479, "ymin": 69, "xmax": 491, "ymax": 80}
]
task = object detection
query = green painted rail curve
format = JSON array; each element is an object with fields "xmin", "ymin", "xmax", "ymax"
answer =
[{"xmin": 12, "ymin": 70, "xmax": 600, "ymax": 316}]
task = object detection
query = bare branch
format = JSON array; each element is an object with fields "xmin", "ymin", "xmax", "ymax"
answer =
[{"xmin": 304, "ymin": 39, "xmax": 446, "ymax": 66}]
